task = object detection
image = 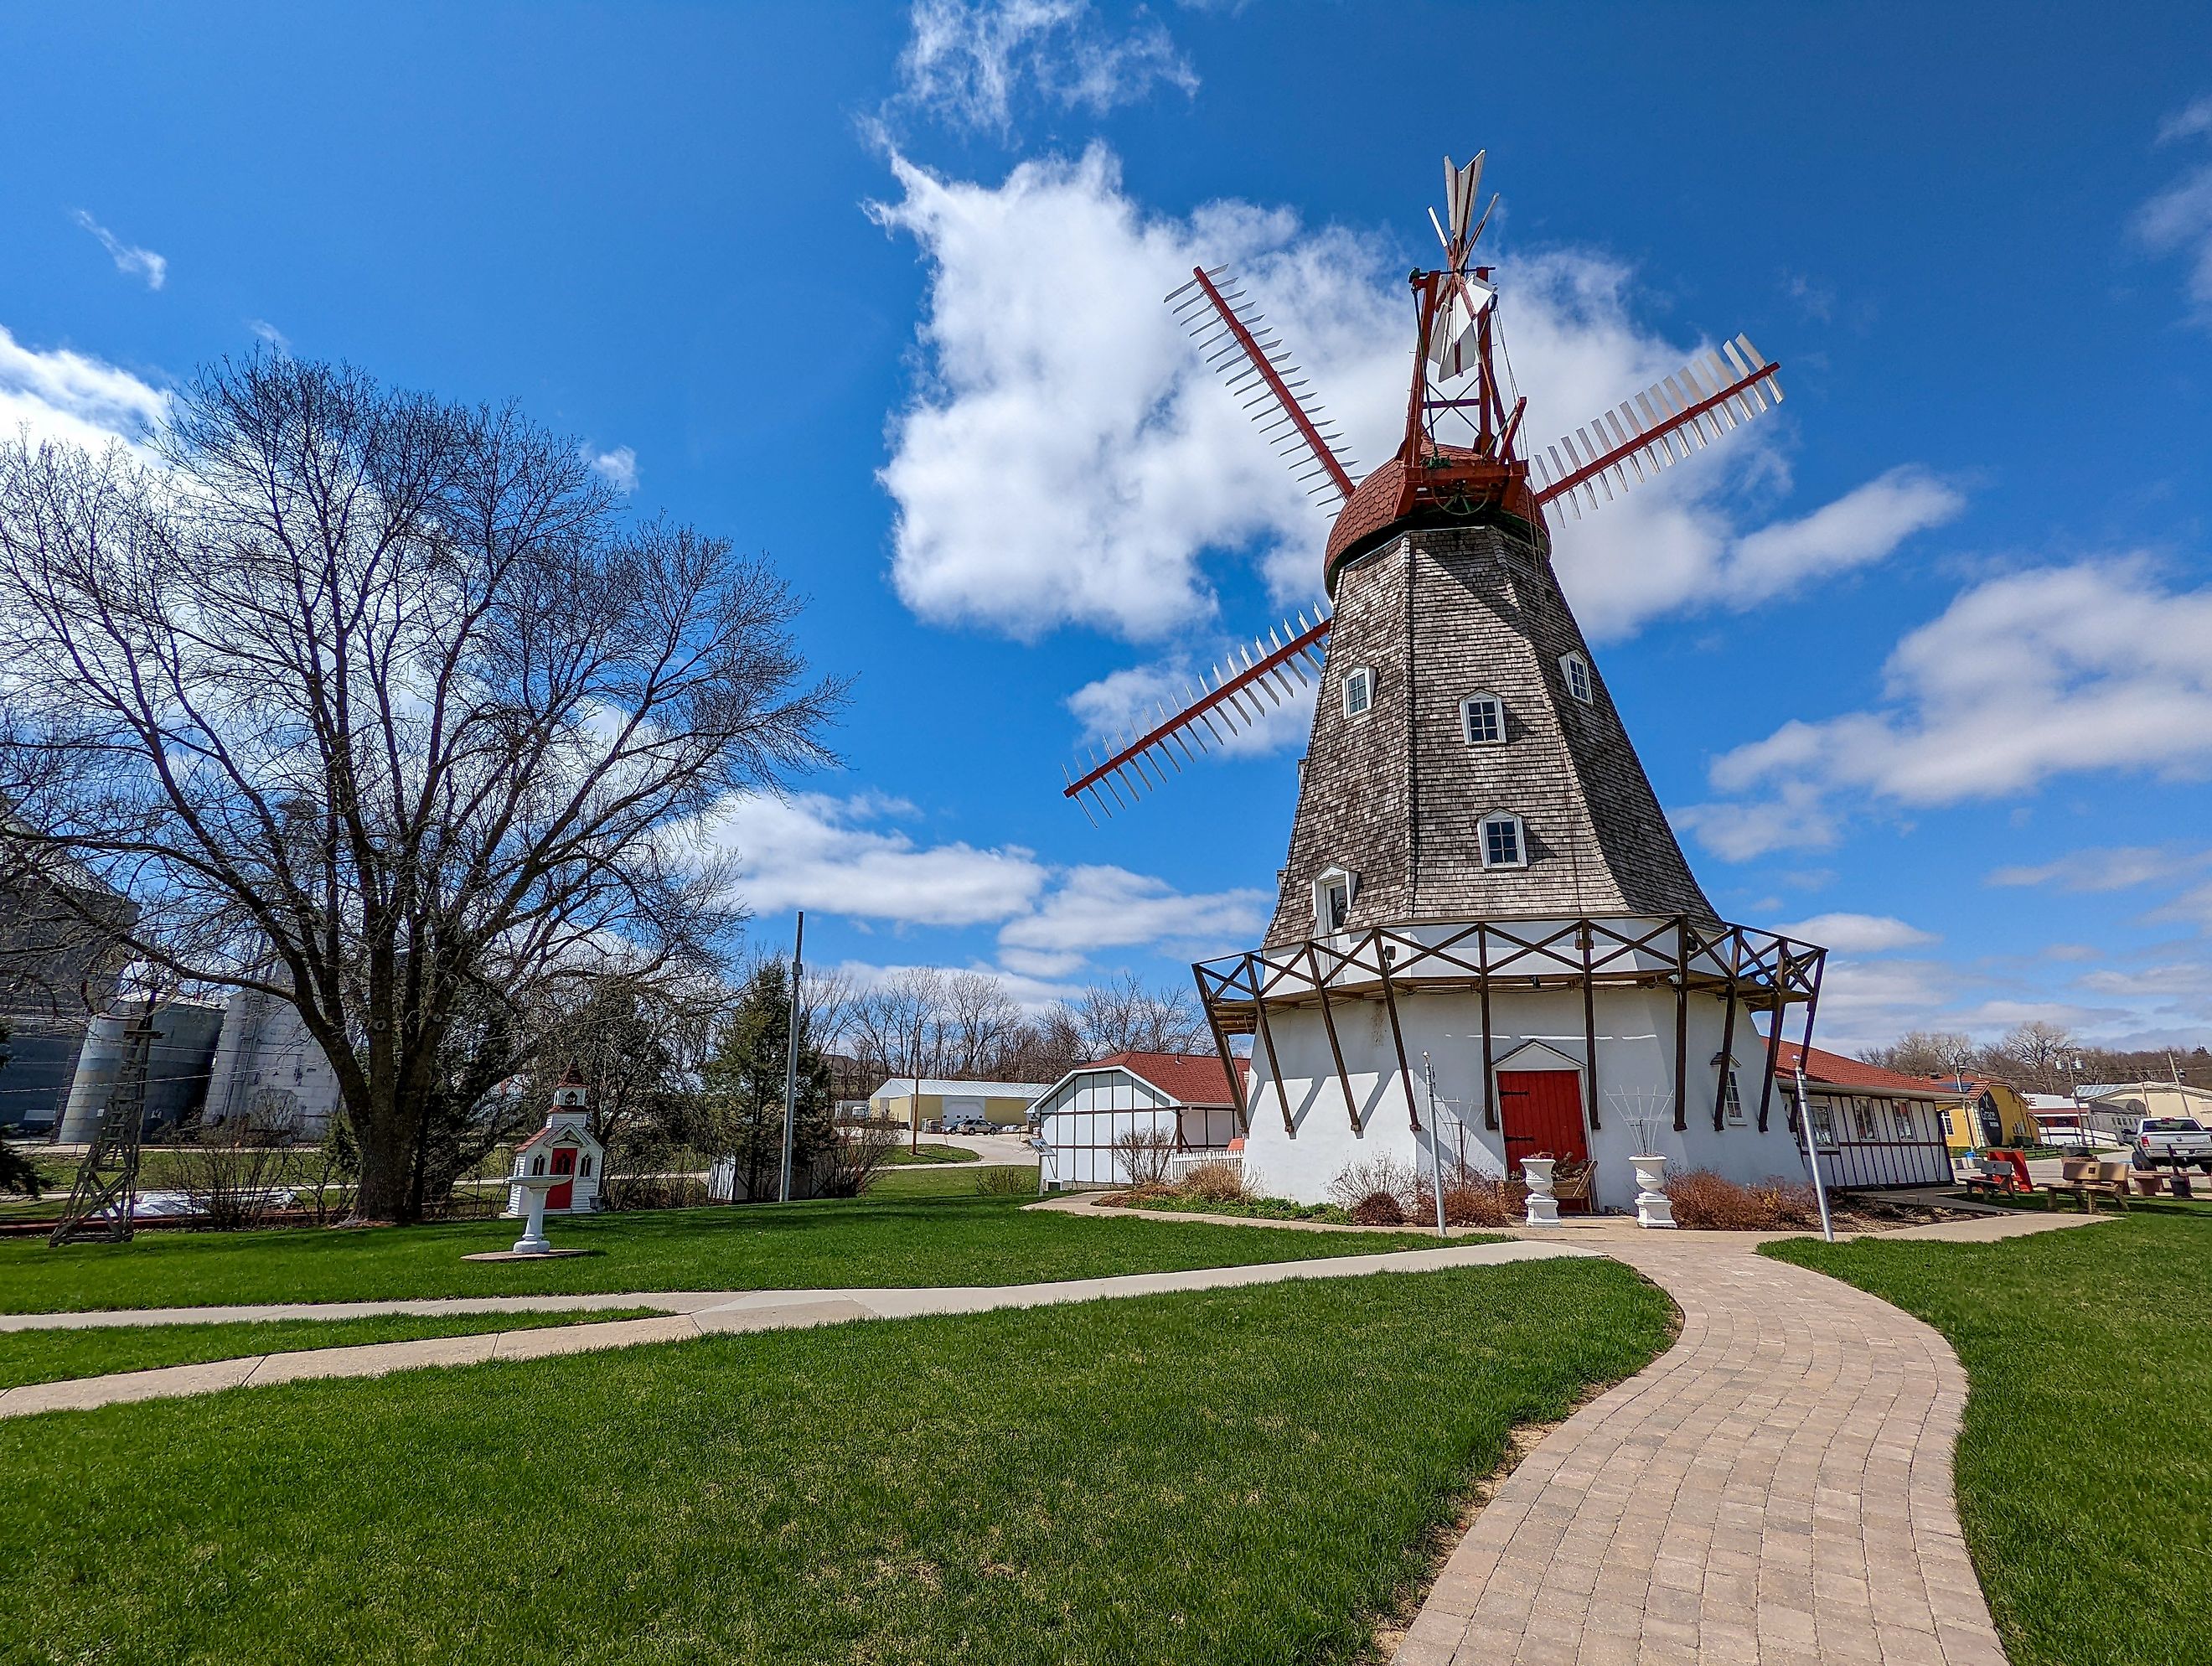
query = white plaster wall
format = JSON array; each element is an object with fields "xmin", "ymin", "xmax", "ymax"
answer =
[{"xmin": 1240, "ymin": 983, "xmax": 1813, "ymax": 1210}]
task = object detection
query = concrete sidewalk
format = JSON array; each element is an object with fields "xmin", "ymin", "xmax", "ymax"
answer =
[{"xmin": 0, "ymin": 1238, "xmax": 1590, "ymax": 1419}]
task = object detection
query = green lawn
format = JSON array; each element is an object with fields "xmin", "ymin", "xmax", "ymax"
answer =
[
  {"xmin": 0, "ymin": 1194, "xmax": 1419, "ymax": 1314},
  {"xmin": 881, "ymin": 1142, "xmax": 982, "ymax": 1165},
  {"xmin": 1769, "ymin": 1210, "xmax": 2212, "ymax": 1666},
  {"xmin": 0, "ymin": 1308, "xmax": 654, "ymax": 1390},
  {"xmin": 0, "ymin": 1258, "xmax": 1671, "ymax": 1665}
]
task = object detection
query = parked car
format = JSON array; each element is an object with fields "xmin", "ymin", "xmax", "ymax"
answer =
[
  {"xmin": 941, "ymin": 1107, "xmax": 990, "ymax": 1135},
  {"xmin": 2132, "ymin": 1116, "xmax": 2212, "ymax": 1171}
]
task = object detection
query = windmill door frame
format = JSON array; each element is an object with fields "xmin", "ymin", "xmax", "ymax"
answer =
[
  {"xmin": 1496, "ymin": 1069, "xmax": 1590, "ymax": 1207},
  {"xmin": 548, "ymin": 1146, "xmax": 576, "ymax": 1210}
]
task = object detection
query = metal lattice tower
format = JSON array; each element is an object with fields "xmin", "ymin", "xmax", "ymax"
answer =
[{"xmin": 48, "ymin": 1010, "xmax": 158, "ymax": 1246}]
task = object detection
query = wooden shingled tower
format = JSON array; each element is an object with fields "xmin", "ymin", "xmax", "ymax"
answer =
[
  {"xmin": 1054, "ymin": 153, "xmax": 1832, "ymax": 1212},
  {"xmin": 1263, "ymin": 514, "xmax": 1718, "ymax": 946}
]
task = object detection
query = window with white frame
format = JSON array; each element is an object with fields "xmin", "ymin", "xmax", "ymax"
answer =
[
  {"xmin": 1479, "ymin": 813, "xmax": 1526, "ymax": 869},
  {"xmin": 1460, "ymin": 693, "xmax": 1505, "ymax": 745},
  {"xmin": 1852, "ymin": 1102, "xmax": 1875, "ymax": 1141},
  {"xmin": 1809, "ymin": 1100, "xmax": 1838, "ymax": 1149},
  {"xmin": 1559, "ymin": 650, "xmax": 1593, "ymax": 705},
  {"xmin": 1342, "ymin": 666, "xmax": 1373, "ymax": 717},
  {"xmin": 1713, "ymin": 1057, "xmax": 1744, "ymax": 1122},
  {"xmin": 1313, "ymin": 866, "xmax": 1355, "ymax": 932},
  {"xmin": 1891, "ymin": 1103, "xmax": 1915, "ymax": 1139}
]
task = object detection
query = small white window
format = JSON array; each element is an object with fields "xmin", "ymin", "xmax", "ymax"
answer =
[
  {"xmin": 1560, "ymin": 651, "xmax": 1593, "ymax": 705},
  {"xmin": 1724, "ymin": 1071, "xmax": 1744, "ymax": 1122},
  {"xmin": 1342, "ymin": 666, "xmax": 1373, "ymax": 717},
  {"xmin": 1460, "ymin": 693, "xmax": 1505, "ymax": 745},
  {"xmin": 1314, "ymin": 866, "xmax": 1355, "ymax": 931},
  {"xmin": 1478, "ymin": 813, "xmax": 1526, "ymax": 869}
]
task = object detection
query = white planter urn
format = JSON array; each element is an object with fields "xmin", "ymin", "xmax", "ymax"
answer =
[
  {"xmin": 1632, "ymin": 1154, "xmax": 1676, "ymax": 1229},
  {"xmin": 1522, "ymin": 1156, "xmax": 1560, "ymax": 1227}
]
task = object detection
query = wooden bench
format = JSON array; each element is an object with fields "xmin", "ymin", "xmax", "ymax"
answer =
[
  {"xmin": 1551, "ymin": 1158, "xmax": 1595, "ymax": 1213},
  {"xmin": 2041, "ymin": 1157, "xmax": 2132, "ymax": 1213}
]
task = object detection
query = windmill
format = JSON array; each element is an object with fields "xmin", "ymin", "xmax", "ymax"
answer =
[
  {"xmin": 1046, "ymin": 153, "xmax": 1828, "ymax": 1214},
  {"xmin": 1061, "ymin": 151, "xmax": 1784, "ymax": 820}
]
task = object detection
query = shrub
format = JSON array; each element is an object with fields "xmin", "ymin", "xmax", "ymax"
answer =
[
  {"xmin": 1347, "ymin": 1190, "xmax": 1407, "ymax": 1226},
  {"xmin": 1326, "ymin": 1156, "xmax": 1420, "ymax": 1214},
  {"xmin": 1664, "ymin": 1168, "xmax": 1822, "ymax": 1230},
  {"xmin": 1112, "ymin": 1127, "xmax": 1176, "ymax": 1187},
  {"xmin": 1173, "ymin": 1158, "xmax": 1253, "ymax": 1203},
  {"xmin": 1439, "ymin": 1174, "xmax": 1527, "ymax": 1226},
  {"xmin": 974, "ymin": 1165, "xmax": 1039, "ymax": 1196}
]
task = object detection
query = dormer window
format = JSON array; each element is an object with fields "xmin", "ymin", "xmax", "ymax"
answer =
[
  {"xmin": 1479, "ymin": 813, "xmax": 1527, "ymax": 869},
  {"xmin": 1560, "ymin": 651, "xmax": 1593, "ymax": 705},
  {"xmin": 1314, "ymin": 865, "xmax": 1356, "ymax": 931},
  {"xmin": 1460, "ymin": 693, "xmax": 1505, "ymax": 745},
  {"xmin": 1342, "ymin": 666, "xmax": 1373, "ymax": 717}
]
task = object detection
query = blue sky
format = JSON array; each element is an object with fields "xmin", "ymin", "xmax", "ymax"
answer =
[{"xmin": 4, "ymin": 1, "xmax": 2212, "ymax": 1051}]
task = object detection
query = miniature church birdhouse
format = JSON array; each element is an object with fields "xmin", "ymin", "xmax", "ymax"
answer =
[{"xmin": 506, "ymin": 1064, "xmax": 605, "ymax": 1218}]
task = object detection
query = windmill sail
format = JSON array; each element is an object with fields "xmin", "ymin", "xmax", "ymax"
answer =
[
  {"xmin": 1167, "ymin": 266, "xmax": 1357, "ymax": 509},
  {"xmin": 1527, "ymin": 335, "xmax": 1784, "ymax": 517},
  {"xmin": 1062, "ymin": 608, "xmax": 1331, "ymax": 821}
]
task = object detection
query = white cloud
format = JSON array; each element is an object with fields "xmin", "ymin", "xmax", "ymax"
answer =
[
  {"xmin": 247, "ymin": 318, "xmax": 290, "ymax": 350},
  {"xmin": 871, "ymin": 145, "xmax": 1949, "ymax": 653},
  {"xmin": 69, "ymin": 210, "xmax": 167, "ymax": 291},
  {"xmin": 897, "ymin": 0, "xmax": 1196, "ymax": 135},
  {"xmin": 1690, "ymin": 559, "xmax": 2212, "ymax": 857},
  {"xmin": 1806, "ymin": 955, "xmax": 1970, "ymax": 1053},
  {"xmin": 706, "ymin": 789, "xmax": 1268, "ymax": 977},
  {"xmin": 997, "ymin": 862, "xmax": 1267, "ymax": 975},
  {"xmin": 1724, "ymin": 468, "xmax": 1963, "ymax": 601},
  {"xmin": 2159, "ymin": 95, "xmax": 2212, "ymax": 146},
  {"xmin": 822, "ymin": 955, "xmax": 1083, "ymax": 1012},
  {"xmin": 587, "ymin": 444, "xmax": 639, "ymax": 494},
  {"xmin": 711, "ymin": 791, "xmax": 1049, "ymax": 927},
  {"xmin": 1988, "ymin": 846, "xmax": 2212, "ymax": 893},
  {"xmin": 0, "ymin": 323, "xmax": 168, "ymax": 455},
  {"xmin": 2137, "ymin": 97, "xmax": 2212, "ymax": 320},
  {"xmin": 1776, "ymin": 913, "xmax": 1936, "ymax": 953}
]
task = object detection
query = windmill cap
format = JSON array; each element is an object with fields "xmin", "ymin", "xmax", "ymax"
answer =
[{"xmin": 1323, "ymin": 447, "xmax": 1548, "ymax": 592}]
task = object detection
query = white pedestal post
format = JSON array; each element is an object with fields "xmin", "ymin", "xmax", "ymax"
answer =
[
  {"xmin": 512, "ymin": 1176, "xmax": 556, "ymax": 1255},
  {"xmin": 1522, "ymin": 1156, "xmax": 1560, "ymax": 1227},
  {"xmin": 1632, "ymin": 1155, "xmax": 1676, "ymax": 1228}
]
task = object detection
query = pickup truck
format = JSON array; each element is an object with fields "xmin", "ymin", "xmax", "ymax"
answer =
[{"xmin": 2132, "ymin": 1116, "xmax": 2212, "ymax": 1171}]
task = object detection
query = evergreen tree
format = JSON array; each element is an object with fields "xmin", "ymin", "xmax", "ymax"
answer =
[{"xmin": 698, "ymin": 960, "xmax": 835, "ymax": 1199}]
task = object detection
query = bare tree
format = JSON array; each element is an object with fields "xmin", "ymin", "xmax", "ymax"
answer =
[
  {"xmin": 941, "ymin": 970, "xmax": 1026, "ymax": 1076},
  {"xmin": 845, "ymin": 967, "xmax": 951, "ymax": 1084},
  {"xmin": 1858, "ymin": 1030, "xmax": 1979, "ymax": 1080},
  {"xmin": 1072, "ymin": 971, "xmax": 1206, "ymax": 1056},
  {"xmin": 1983, "ymin": 1020, "xmax": 2078, "ymax": 1094},
  {"xmin": 0, "ymin": 355, "xmax": 841, "ymax": 1221}
]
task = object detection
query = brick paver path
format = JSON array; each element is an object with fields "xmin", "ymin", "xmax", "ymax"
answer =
[{"xmin": 1393, "ymin": 1229, "xmax": 2059, "ymax": 1666}]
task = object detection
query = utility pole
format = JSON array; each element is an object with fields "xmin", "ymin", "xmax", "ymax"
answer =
[{"xmin": 778, "ymin": 912, "xmax": 804, "ymax": 1204}]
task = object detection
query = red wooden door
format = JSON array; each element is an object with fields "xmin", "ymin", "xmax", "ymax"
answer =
[
  {"xmin": 548, "ymin": 1146, "xmax": 576, "ymax": 1210},
  {"xmin": 1496, "ymin": 1070, "xmax": 1589, "ymax": 1167}
]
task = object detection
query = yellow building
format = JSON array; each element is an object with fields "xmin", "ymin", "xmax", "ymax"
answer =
[
  {"xmin": 866, "ymin": 1077, "xmax": 1050, "ymax": 1136},
  {"xmin": 1936, "ymin": 1078, "xmax": 2040, "ymax": 1151}
]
